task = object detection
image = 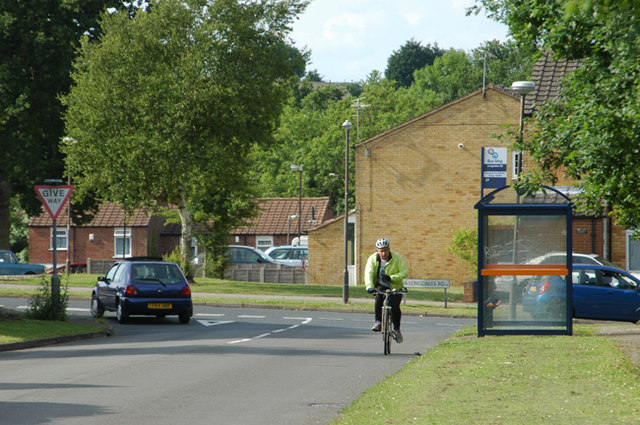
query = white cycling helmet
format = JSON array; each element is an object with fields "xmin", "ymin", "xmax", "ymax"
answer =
[{"xmin": 375, "ymin": 238, "xmax": 390, "ymax": 249}]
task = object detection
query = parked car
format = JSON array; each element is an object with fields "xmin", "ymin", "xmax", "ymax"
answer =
[
  {"xmin": 225, "ymin": 245, "xmax": 275, "ymax": 264},
  {"xmin": 494, "ymin": 252, "xmax": 618, "ymax": 300},
  {"xmin": 264, "ymin": 245, "xmax": 308, "ymax": 267},
  {"xmin": 91, "ymin": 258, "xmax": 192, "ymax": 324},
  {"xmin": 0, "ymin": 250, "xmax": 45, "ymax": 275},
  {"xmin": 522, "ymin": 264, "xmax": 640, "ymax": 322}
]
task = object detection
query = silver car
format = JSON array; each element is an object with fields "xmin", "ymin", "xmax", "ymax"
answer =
[{"xmin": 264, "ymin": 245, "xmax": 308, "ymax": 268}]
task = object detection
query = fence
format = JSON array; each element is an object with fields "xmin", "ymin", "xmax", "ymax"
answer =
[
  {"xmin": 224, "ymin": 264, "xmax": 307, "ymax": 284},
  {"xmin": 86, "ymin": 258, "xmax": 115, "ymax": 275}
]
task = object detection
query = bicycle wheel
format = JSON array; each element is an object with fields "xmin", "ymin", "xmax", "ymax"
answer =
[{"xmin": 382, "ymin": 306, "xmax": 392, "ymax": 355}]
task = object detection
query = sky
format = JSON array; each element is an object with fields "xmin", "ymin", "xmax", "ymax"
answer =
[{"xmin": 290, "ymin": 0, "xmax": 510, "ymax": 82}]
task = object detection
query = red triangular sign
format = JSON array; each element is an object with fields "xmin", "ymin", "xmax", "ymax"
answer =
[{"xmin": 35, "ymin": 185, "xmax": 74, "ymax": 220}]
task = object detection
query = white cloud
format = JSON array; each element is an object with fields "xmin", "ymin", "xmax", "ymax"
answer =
[{"xmin": 404, "ymin": 13, "xmax": 421, "ymax": 26}]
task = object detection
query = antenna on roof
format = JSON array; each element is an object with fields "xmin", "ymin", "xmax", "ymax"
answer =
[{"xmin": 351, "ymin": 97, "xmax": 370, "ymax": 143}]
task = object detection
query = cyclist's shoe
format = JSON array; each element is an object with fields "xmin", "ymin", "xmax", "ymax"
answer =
[
  {"xmin": 371, "ymin": 321, "xmax": 381, "ymax": 332},
  {"xmin": 393, "ymin": 329, "xmax": 403, "ymax": 343}
]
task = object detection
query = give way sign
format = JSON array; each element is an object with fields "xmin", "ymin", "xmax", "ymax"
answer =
[{"xmin": 35, "ymin": 185, "xmax": 74, "ymax": 220}]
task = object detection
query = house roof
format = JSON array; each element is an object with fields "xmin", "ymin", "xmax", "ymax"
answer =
[
  {"xmin": 525, "ymin": 52, "xmax": 582, "ymax": 116},
  {"xmin": 29, "ymin": 202, "xmax": 153, "ymax": 227},
  {"xmin": 232, "ymin": 197, "xmax": 333, "ymax": 235}
]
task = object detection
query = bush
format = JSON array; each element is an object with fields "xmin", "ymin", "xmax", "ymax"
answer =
[
  {"xmin": 447, "ymin": 227, "xmax": 478, "ymax": 279},
  {"xmin": 26, "ymin": 276, "xmax": 68, "ymax": 321}
]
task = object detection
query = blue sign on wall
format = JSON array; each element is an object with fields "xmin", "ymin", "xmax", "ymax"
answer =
[{"xmin": 481, "ymin": 147, "xmax": 507, "ymax": 190}]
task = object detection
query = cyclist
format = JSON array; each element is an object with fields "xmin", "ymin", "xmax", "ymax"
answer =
[{"xmin": 365, "ymin": 238, "xmax": 409, "ymax": 343}]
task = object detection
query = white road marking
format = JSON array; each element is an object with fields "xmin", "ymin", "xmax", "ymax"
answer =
[
  {"xmin": 194, "ymin": 313, "xmax": 226, "ymax": 317},
  {"xmin": 196, "ymin": 320, "xmax": 235, "ymax": 327},
  {"xmin": 238, "ymin": 315, "xmax": 266, "ymax": 319},
  {"xmin": 227, "ymin": 317, "xmax": 312, "ymax": 344}
]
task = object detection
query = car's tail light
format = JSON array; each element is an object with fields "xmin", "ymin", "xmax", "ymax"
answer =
[
  {"xmin": 181, "ymin": 285, "xmax": 191, "ymax": 296},
  {"xmin": 538, "ymin": 281, "xmax": 551, "ymax": 295},
  {"xmin": 125, "ymin": 285, "xmax": 138, "ymax": 296}
]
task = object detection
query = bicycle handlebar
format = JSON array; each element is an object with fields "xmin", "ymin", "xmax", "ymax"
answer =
[{"xmin": 371, "ymin": 288, "xmax": 407, "ymax": 296}]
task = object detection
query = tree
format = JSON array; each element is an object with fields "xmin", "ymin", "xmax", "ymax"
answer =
[
  {"xmin": 470, "ymin": 39, "xmax": 533, "ymax": 88},
  {"xmin": 62, "ymin": 0, "xmax": 308, "ymax": 276},
  {"xmin": 472, "ymin": 1, "xmax": 640, "ymax": 229},
  {"xmin": 385, "ymin": 39, "xmax": 445, "ymax": 88},
  {"xmin": 411, "ymin": 49, "xmax": 481, "ymax": 104},
  {"xmin": 0, "ymin": 0, "xmax": 121, "ymax": 250}
]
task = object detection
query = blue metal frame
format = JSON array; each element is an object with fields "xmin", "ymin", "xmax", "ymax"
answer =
[{"xmin": 475, "ymin": 185, "xmax": 573, "ymax": 336}]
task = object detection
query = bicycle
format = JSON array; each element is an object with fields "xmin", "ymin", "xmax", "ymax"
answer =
[{"xmin": 372, "ymin": 288, "xmax": 407, "ymax": 355}]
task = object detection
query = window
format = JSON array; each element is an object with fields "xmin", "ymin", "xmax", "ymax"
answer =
[
  {"xmin": 114, "ymin": 228, "xmax": 131, "ymax": 258},
  {"xmin": 191, "ymin": 237, "xmax": 199, "ymax": 260},
  {"xmin": 256, "ymin": 236, "xmax": 273, "ymax": 251},
  {"xmin": 512, "ymin": 151, "xmax": 523, "ymax": 180},
  {"xmin": 50, "ymin": 228, "xmax": 68, "ymax": 250},
  {"xmin": 626, "ymin": 230, "xmax": 640, "ymax": 272}
]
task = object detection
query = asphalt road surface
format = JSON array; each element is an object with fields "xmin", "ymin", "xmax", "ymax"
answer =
[{"xmin": 0, "ymin": 298, "xmax": 473, "ymax": 425}]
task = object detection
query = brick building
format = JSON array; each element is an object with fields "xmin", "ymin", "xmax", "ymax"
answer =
[
  {"xmin": 309, "ymin": 86, "xmax": 522, "ymax": 287},
  {"xmin": 29, "ymin": 203, "xmax": 168, "ymax": 269},
  {"xmin": 231, "ymin": 197, "xmax": 333, "ymax": 250},
  {"xmin": 308, "ymin": 79, "xmax": 629, "ymax": 287},
  {"xmin": 29, "ymin": 198, "xmax": 333, "ymax": 268}
]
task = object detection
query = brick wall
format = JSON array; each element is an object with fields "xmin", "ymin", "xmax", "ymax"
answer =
[
  {"xmin": 29, "ymin": 225, "xmax": 155, "ymax": 266},
  {"xmin": 308, "ymin": 218, "xmax": 344, "ymax": 285},
  {"xmin": 347, "ymin": 88, "xmax": 522, "ymax": 287}
]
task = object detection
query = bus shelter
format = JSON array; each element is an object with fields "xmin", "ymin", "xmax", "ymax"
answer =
[{"xmin": 474, "ymin": 186, "xmax": 573, "ymax": 336}]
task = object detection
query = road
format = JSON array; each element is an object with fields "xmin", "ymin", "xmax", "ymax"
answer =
[{"xmin": 0, "ymin": 298, "xmax": 472, "ymax": 425}]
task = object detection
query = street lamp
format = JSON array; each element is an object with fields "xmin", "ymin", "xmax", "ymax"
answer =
[
  {"xmin": 342, "ymin": 120, "xmax": 352, "ymax": 304},
  {"xmin": 290, "ymin": 164, "xmax": 303, "ymax": 245},
  {"xmin": 510, "ymin": 81, "xmax": 535, "ymax": 320},
  {"xmin": 511, "ymin": 81, "xmax": 535, "ymax": 178}
]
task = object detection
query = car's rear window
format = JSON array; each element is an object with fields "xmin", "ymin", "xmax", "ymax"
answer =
[{"xmin": 131, "ymin": 263, "xmax": 184, "ymax": 284}]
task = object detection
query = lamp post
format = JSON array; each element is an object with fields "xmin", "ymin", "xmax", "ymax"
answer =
[
  {"xmin": 342, "ymin": 120, "xmax": 352, "ymax": 304},
  {"xmin": 509, "ymin": 81, "xmax": 535, "ymax": 320},
  {"xmin": 511, "ymin": 81, "xmax": 535, "ymax": 178},
  {"xmin": 290, "ymin": 164, "xmax": 303, "ymax": 245}
]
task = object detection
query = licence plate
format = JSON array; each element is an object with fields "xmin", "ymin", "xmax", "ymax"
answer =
[
  {"xmin": 148, "ymin": 303, "xmax": 172, "ymax": 309},
  {"xmin": 529, "ymin": 287, "xmax": 537, "ymax": 293}
]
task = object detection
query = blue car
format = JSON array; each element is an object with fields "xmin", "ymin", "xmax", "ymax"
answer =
[
  {"xmin": 91, "ymin": 258, "xmax": 192, "ymax": 324},
  {"xmin": 0, "ymin": 250, "xmax": 45, "ymax": 275},
  {"xmin": 523, "ymin": 264, "xmax": 640, "ymax": 323}
]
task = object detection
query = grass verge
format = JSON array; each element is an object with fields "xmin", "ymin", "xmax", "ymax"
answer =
[
  {"xmin": 0, "ymin": 309, "xmax": 106, "ymax": 344},
  {"xmin": 331, "ymin": 324, "xmax": 640, "ymax": 425}
]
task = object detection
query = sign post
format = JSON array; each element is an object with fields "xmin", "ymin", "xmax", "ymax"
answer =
[{"xmin": 35, "ymin": 184, "xmax": 74, "ymax": 319}]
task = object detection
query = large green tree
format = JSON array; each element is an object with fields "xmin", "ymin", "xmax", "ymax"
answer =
[
  {"xmin": 250, "ymin": 40, "xmax": 533, "ymax": 214},
  {"xmin": 0, "ymin": 0, "xmax": 122, "ymax": 250},
  {"xmin": 472, "ymin": 0, "xmax": 640, "ymax": 228},
  {"xmin": 62, "ymin": 0, "xmax": 307, "ymax": 275},
  {"xmin": 385, "ymin": 39, "xmax": 445, "ymax": 88}
]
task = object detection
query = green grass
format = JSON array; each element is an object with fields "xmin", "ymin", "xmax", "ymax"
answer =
[
  {"xmin": 0, "ymin": 309, "xmax": 106, "ymax": 344},
  {"xmin": 331, "ymin": 324, "xmax": 640, "ymax": 425}
]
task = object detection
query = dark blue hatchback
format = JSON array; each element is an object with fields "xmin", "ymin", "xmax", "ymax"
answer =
[
  {"xmin": 523, "ymin": 264, "xmax": 640, "ymax": 323},
  {"xmin": 91, "ymin": 258, "xmax": 193, "ymax": 324}
]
